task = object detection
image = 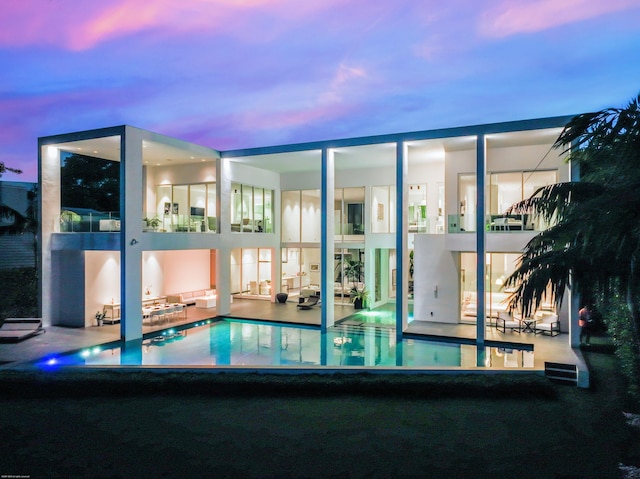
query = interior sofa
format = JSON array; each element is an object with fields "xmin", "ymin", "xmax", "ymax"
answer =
[
  {"xmin": 462, "ymin": 292, "xmax": 511, "ymax": 318},
  {"xmin": 167, "ymin": 289, "xmax": 215, "ymax": 306},
  {"xmin": 334, "ymin": 281, "xmax": 364, "ymax": 297}
]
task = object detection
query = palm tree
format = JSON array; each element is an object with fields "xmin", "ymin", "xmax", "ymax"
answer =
[{"xmin": 504, "ymin": 93, "xmax": 640, "ymax": 393}]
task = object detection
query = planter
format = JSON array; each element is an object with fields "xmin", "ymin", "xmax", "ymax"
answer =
[
  {"xmin": 353, "ymin": 298, "xmax": 364, "ymax": 310},
  {"xmin": 276, "ymin": 292, "xmax": 288, "ymax": 304}
]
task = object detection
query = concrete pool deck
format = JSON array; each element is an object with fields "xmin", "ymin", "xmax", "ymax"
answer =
[{"xmin": 0, "ymin": 298, "xmax": 587, "ymax": 385}]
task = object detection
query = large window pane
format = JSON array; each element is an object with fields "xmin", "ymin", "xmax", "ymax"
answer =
[
  {"xmin": 264, "ymin": 189, "xmax": 273, "ymax": 233},
  {"xmin": 189, "ymin": 184, "xmax": 206, "ymax": 232},
  {"xmin": 242, "ymin": 185, "xmax": 253, "ymax": 231},
  {"xmin": 254, "ymin": 187, "xmax": 264, "ymax": 232},
  {"xmin": 458, "ymin": 174, "xmax": 476, "ymax": 232},
  {"xmin": 172, "ymin": 185, "xmax": 189, "ymax": 232},
  {"xmin": 206, "ymin": 184, "xmax": 216, "ymax": 232},
  {"xmin": 408, "ymin": 184, "xmax": 427, "ymax": 233}
]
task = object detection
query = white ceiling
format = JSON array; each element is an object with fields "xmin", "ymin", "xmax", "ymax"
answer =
[{"xmin": 48, "ymin": 127, "xmax": 563, "ymax": 174}]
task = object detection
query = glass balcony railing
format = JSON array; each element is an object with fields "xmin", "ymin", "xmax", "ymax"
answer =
[
  {"xmin": 447, "ymin": 214, "xmax": 547, "ymax": 233},
  {"xmin": 408, "ymin": 216, "xmax": 445, "ymax": 234},
  {"xmin": 144, "ymin": 213, "xmax": 217, "ymax": 233},
  {"xmin": 486, "ymin": 214, "xmax": 534, "ymax": 232},
  {"xmin": 59, "ymin": 211, "xmax": 120, "ymax": 232}
]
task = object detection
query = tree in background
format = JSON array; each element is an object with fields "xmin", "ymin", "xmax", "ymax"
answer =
[
  {"xmin": 0, "ymin": 162, "xmax": 37, "ymax": 319},
  {"xmin": 61, "ymin": 153, "xmax": 119, "ymax": 212},
  {"xmin": 505, "ymin": 93, "xmax": 640, "ymax": 399}
]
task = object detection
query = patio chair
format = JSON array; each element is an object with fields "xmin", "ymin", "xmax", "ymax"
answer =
[
  {"xmin": 495, "ymin": 312, "xmax": 521, "ymax": 333},
  {"xmin": 0, "ymin": 318, "xmax": 45, "ymax": 343},
  {"xmin": 535, "ymin": 313, "xmax": 560, "ymax": 336},
  {"xmin": 297, "ymin": 295, "xmax": 319, "ymax": 310}
]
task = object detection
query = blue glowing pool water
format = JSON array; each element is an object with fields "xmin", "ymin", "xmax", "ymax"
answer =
[{"xmin": 37, "ymin": 319, "xmax": 535, "ymax": 370}]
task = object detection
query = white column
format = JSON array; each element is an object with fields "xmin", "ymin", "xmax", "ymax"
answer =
[
  {"xmin": 39, "ymin": 143, "xmax": 61, "ymax": 326},
  {"xmin": 396, "ymin": 141, "xmax": 408, "ymax": 341},
  {"xmin": 121, "ymin": 127, "xmax": 144, "ymax": 342},
  {"xmin": 321, "ymin": 148, "xmax": 335, "ymax": 331},
  {"xmin": 216, "ymin": 157, "xmax": 232, "ymax": 315},
  {"xmin": 476, "ymin": 134, "xmax": 486, "ymax": 347}
]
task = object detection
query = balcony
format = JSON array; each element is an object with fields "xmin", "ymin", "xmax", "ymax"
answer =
[{"xmin": 60, "ymin": 210, "xmax": 120, "ymax": 233}]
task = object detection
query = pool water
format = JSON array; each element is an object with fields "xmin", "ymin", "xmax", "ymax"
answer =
[{"xmin": 38, "ymin": 319, "xmax": 535, "ymax": 369}]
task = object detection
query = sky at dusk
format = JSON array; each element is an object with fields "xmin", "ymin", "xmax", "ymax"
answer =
[{"xmin": 1, "ymin": 0, "xmax": 640, "ymax": 182}]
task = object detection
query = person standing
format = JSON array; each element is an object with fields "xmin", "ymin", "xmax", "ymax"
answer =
[{"xmin": 579, "ymin": 305, "xmax": 593, "ymax": 345}]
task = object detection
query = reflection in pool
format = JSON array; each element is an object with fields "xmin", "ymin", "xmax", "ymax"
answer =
[{"xmin": 37, "ymin": 319, "xmax": 535, "ymax": 369}]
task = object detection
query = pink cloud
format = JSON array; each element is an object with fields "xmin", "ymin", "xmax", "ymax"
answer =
[
  {"xmin": 479, "ymin": 0, "xmax": 640, "ymax": 37},
  {"xmin": 0, "ymin": 0, "xmax": 348, "ymax": 50}
]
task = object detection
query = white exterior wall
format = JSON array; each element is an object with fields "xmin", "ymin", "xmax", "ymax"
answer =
[
  {"xmin": 85, "ymin": 251, "xmax": 121, "ymax": 327},
  {"xmin": 413, "ymin": 235, "xmax": 460, "ymax": 323}
]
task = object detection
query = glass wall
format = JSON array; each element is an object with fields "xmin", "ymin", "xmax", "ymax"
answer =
[
  {"xmin": 280, "ymin": 247, "xmax": 320, "ymax": 296},
  {"xmin": 334, "ymin": 248, "xmax": 365, "ymax": 305},
  {"xmin": 231, "ymin": 182, "xmax": 274, "ymax": 233},
  {"xmin": 335, "ymin": 187, "xmax": 365, "ymax": 241},
  {"xmin": 281, "ymin": 189, "xmax": 320, "ymax": 242},
  {"xmin": 231, "ymin": 248, "xmax": 273, "ymax": 299},
  {"xmin": 460, "ymin": 252, "xmax": 520, "ymax": 323},
  {"xmin": 408, "ymin": 184, "xmax": 427, "ymax": 233},
  {"xmin": 151, "ymin": 183, "xmax": 216, "ymax": 233},
  {"xmin": 457, "ymin": 174, "xmax": 476, "ymax": 233},
  {"xmin": 59, "ymin": 147, "xmax": 121, "ymax": 232},
  {"xmin": 488, "ymin": 169, "xmax": 557, "ymax": 231}
]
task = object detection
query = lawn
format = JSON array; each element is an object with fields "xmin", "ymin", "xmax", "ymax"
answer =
[{"xmin": 0, "ymin": 345, "xmax": 638, "ymax": 478}]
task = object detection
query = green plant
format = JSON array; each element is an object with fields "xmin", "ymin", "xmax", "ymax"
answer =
[
  {"xmin": 350, "ymin": 285, "xmax": 370, "ymax": 305},
  {"xmin": 95, "ymin": 310, "xmax": 106, "ymax": 326},
  {"xmin": 144, "ymin": 216, "xmax": 161, "ymax": 228}
]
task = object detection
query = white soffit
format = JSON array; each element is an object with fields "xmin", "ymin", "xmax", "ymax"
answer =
[
  {"xmin": 486, "ymin": 128, "xmax": 563, "ymax": 148},
  {"xmin": 51, "ymin": 137, "xmax": 218, "ymax": 166}
]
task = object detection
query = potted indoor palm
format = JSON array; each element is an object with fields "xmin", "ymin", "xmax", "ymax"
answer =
[{"xmin": 350, "ymin": 285, "xmax": 369, "ymax": 310}]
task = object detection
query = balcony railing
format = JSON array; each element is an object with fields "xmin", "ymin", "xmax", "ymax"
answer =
[
  {"xmin": 447, "ymin": 214, "xmax": 549, "ymax": 233},
  {"xmin": 59, "ymin": 211, "xmax": 120, "ymax": 232}
]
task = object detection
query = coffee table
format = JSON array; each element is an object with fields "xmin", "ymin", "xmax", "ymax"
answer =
[
  {"xmin": 195, "ymin": 296, "xmax": 216, "ymax": 309},
  {"xmin": 521, "ymin": 317, "xmax": 537, "ymax": 333}
]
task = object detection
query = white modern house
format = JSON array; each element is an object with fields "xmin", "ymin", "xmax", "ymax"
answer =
[{"xmin": 38, "ymin": 115, "xmax": 578, "ymax": 349}]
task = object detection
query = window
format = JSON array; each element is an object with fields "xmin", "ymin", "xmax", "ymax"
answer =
[
  {"xmin": 231, "ymin": 183, "xmax": 274, "ymax": 233},
  {"xmin": 152, "ymin": 183, "xmax": 216, "ymax": 233},
  {"xmin": 488, "ymin": 170, "xmax": 557, "ymax": 231},
  {"xmin": 335, "ymin": 187, "xmax": 365, "ymax": 241}
]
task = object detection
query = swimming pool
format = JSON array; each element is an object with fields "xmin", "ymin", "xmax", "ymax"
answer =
[{"xmin": 37, "ymin": 319, "xmax": 535, "ymax": 370}]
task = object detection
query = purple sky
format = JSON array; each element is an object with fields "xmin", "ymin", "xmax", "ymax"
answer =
[{"xmin": 2, "ymin": 0, "xmax": 640, "ymax": 182}]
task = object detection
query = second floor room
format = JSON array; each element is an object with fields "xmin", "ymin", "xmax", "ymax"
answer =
[{"xmin": 38, "ymin": 118, "xmax": 571, "ymax": 244}]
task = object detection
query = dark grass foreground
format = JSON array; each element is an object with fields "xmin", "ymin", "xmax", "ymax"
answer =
[
  {"xmin": 0, "ymin": 368, "xmax": 557, "ymax": 399},
  {"xmin": 0, "ymin": 349, "xmax": 638, "ymax": 479}
]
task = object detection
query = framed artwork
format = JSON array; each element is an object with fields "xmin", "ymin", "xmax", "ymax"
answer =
[
  {"xmin": 172, "ymin": 203, "xmax": 179, "ymax": 215},
  {"xmin": 377, "ymin": 203, "xmax": 384, "ymax": 221},
  {"xmin": 163, "ymin": 202, "xmax": 171, "ymax": 215},
  {"xmin": 310, "ymin": 263, "xmax": 319, "ymax": 272},
  {"xmin": 392, "ymin": 269, "xmax": 397, "ymax": 287}
]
